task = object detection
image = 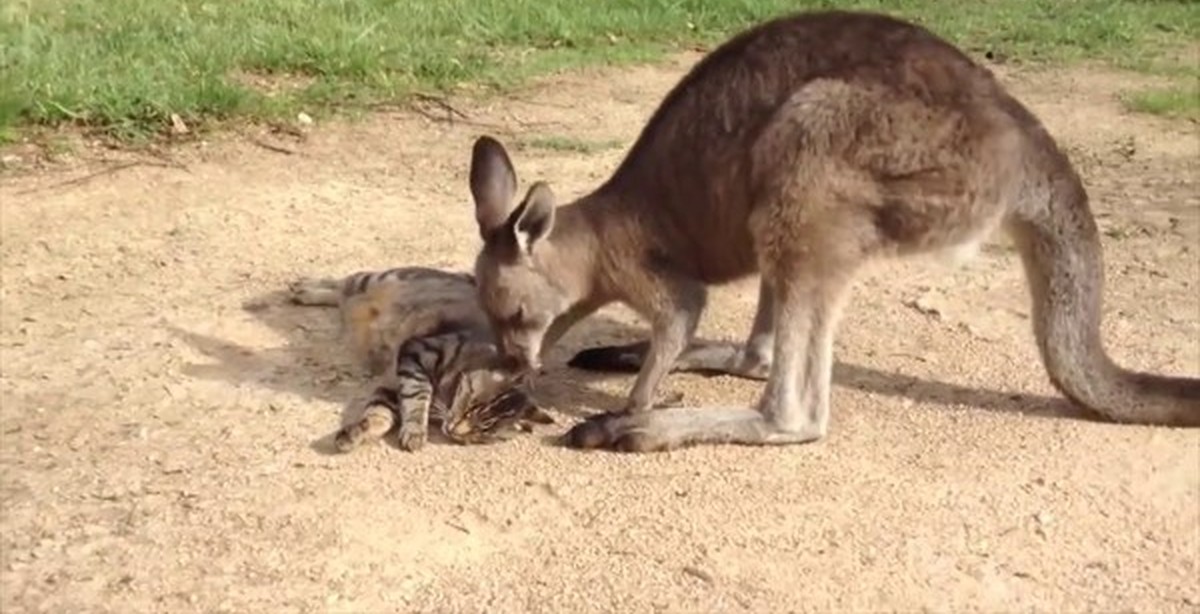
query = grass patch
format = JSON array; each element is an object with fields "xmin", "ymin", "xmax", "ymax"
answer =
[
  {"xmin": 1, "ymin": 0, "xmax": 1197, "ymax": 142},
  {"xmin": 1123, "ymin": 84, "xmax": 1200, "ymax": 121},
  {"xmin": 518, "ymin": 135, "xmax": 626, "ymax": 154}
]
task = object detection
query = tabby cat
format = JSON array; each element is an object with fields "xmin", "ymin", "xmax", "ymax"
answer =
[{"xmin": 289, "ymin": 267, "xmax": 554, "ymax": 452}]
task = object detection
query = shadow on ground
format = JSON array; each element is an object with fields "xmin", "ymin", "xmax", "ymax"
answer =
[
  {"xmin": 168, "ymin": 278, "xmax": 1087, "ymax": 446},
  {"xmin": 566, "ymin": 320, "xmax": 1086, "ymax": 422}
]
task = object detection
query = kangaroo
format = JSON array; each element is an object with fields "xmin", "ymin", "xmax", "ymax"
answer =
[
  {"xmin": 463, "ymin": 10, "xmax": 1200, "ymax": 453},
  {"xmin": 289, "ymin": 268, "xmax": 554, "ymax": 451}
]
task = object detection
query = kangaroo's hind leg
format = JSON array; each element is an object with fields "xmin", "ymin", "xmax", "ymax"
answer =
[{"xmin": 754, "ymin": 259, "xmax": 856, "ymax": 441}]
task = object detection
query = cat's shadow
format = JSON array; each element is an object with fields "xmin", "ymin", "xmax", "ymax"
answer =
[{"xmin": 168, "ymin": 287, "xmax": 653, "ymax": 452}]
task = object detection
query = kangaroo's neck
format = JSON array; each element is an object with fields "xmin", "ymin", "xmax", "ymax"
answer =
[{"xmin": 536, "ymin": 188, "xmax": 641, "ymax": 307}]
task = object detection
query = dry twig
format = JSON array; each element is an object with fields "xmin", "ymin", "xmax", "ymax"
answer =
[{"xmin": 15, "ymin": 159, "xmax": 182, "ymax": 196}]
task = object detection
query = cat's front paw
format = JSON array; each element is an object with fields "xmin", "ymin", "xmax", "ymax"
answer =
[
  {"xmin": 333, "ymin": 428, "xmax": 359, "ymax": 453},
  {"xmin": 397, "ymin": 426, "xmax": 427, "ymax": 452},
  {"xmin": 286, "ymin": 278, "xmax": 329, "ymax": 304}
]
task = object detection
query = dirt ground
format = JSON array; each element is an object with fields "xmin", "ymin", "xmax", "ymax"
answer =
[{"xmin": 1, "ymin": 52, "xmax": 1198, "ymax": 613}]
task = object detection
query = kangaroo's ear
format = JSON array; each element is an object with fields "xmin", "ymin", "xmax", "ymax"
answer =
[
  {"xmin": 469, "ymin": 136, "xmax": 518, "ymax": 239},
  {"xmin": 514, "ymin": 181, "xmax": 556, "ymax": 255}
]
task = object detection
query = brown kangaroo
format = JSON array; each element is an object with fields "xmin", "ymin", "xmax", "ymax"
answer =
[{"xmin": 465, "ymin": 10, "xmax": 1200, "ymax": 452}]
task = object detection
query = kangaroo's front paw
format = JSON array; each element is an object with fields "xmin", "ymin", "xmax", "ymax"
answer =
[
  {"xmin": 562, "ymin": 412, "xmax": 668, "ymax": 453},
  {"xmin": 397, "ymin": 426, "xmax": 427, "ymax": 452},
  {"xmin": 653, "ymin": 391, "xmax": 685, "ymax": 409},
  {"xmin": 734, "ymin": 352, "xmax": 772, "ymax": 381}
]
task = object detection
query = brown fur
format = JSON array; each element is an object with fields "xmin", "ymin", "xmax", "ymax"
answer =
[{"xmin": 464, "ymin": 10, "xmax": 1200, "ymax": 453}]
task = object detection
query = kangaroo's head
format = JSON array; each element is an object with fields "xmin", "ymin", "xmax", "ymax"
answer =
[{"xmin": 467, "ymin": 136, "xmax": 570, "ymax": 371}]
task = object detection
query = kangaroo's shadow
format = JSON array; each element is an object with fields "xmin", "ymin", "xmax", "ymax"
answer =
[{"xmin": 557, "ymin": 318, "xmax": 1091, "ymax": 423}]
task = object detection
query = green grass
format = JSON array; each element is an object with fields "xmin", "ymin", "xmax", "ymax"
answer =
[
  {"xmin": 1123, "ymin": 84, "xmax": 1200, "ymax": 120},
  {"xmin": 1, "ymin": 0, "xmax": 1197, "ymax": 142},
  {"xmin": 518, "ymin": 135, "xmax": 625, "ymax": 154}
]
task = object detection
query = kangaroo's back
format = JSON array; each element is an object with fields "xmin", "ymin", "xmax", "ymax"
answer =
[{"xmin": 594, "ymin": 10, "xmax": 1015, "ymax": 283}]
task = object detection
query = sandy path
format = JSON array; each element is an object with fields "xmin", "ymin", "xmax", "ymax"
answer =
[{"xmin": 1, "ymin": 54, "xmax": 1197, "ymax": 613}]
